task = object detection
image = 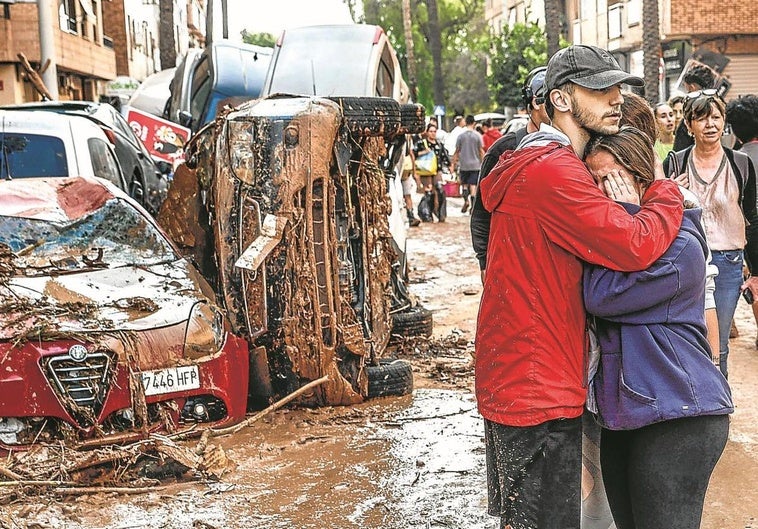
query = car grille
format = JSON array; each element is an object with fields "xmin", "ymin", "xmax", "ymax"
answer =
[{"xmin": 45, "ymin": 351, "xmax": 114, "ymax": 427}]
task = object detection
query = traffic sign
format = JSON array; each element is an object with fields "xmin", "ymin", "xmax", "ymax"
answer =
[{"xmin": 433, "ymin": 105, "xmax": 446, "ymax": 116}]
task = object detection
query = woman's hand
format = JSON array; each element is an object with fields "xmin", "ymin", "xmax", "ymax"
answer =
[
  {"xmin": 672, "ymin": 172, "xmax": 690, "ymax": 188},
  {"xmin": 602, "ymin": 170, "xmax": 639, "ymax": 205}
]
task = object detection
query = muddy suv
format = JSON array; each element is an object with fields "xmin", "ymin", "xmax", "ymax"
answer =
[{"xmin": 158, "ymin": 94, "xmax": 426, "ymax": 407}]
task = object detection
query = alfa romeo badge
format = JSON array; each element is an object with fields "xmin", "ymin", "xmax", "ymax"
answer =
[{"xmin": 68, "ymin": 344, "xmax": 88, "ymax": 362}]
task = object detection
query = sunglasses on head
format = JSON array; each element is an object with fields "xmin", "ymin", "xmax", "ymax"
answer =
[{"xmin": 685, "ymin": 88, "xmax": 719, "ymax": 100}]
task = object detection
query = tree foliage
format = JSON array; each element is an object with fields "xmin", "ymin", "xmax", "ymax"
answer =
[
  {"xmin": 488, "ymin": 22, "xmax": 548, "ymax": 110},
  {"xmin": 359, "ymin": 0, "xmax": 491, "ymax": 116},
  {"xmin": 241, "ymin": 30, "xmax": 276, "ymax": 48}
]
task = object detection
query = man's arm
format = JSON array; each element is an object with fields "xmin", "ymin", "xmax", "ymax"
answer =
[{"xmin": 534, "ymin": 150, "xmax": 684, "ymax": 272}]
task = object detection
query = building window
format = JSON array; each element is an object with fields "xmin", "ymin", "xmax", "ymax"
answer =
[
  {"xmin": 608, "ymin": 3, "xmax": 623, "ymax": 39},
  {"xmin": 580, "ymin": 0, "xmax": 594, "ymax": 20},
  {"xmin": 627, "ymin": 0, "xmax": 641, "ymax": 26},
  {"xmin": 572, "ymin": 19, "xmax": 581, "ymax": 42},
  {"xmin": 58, "ymin": 0, "xmax": 77, "ymax": 33}
]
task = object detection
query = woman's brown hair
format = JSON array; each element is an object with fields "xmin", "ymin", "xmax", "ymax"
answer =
[
  {"xmin": 586, "ymin": 126, "xmax": 657, "ymax": 191},
  {"xmin": 684, "ymin": 94, "xmax": 726, "ymax": 124},
  {"xmin": 620, "ymin": 91, "xmax": 657, "ymax": 145}
]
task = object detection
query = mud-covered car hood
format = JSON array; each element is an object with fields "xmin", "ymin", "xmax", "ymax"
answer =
[{"xmin": 0, "ymin": 260, "xmax": 205, "ymax": 340}]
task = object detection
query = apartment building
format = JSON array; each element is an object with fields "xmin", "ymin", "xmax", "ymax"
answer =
[
  {"xmin": 0, "ymin": 0, "xmax": 203, "ymax": 105},
  {"xmin": 0, "ymin": 0, "xmax": 115, "ymax": 104},
  {"xmin": 486, "ymin": 0, "xmax": 758, "ymax": 101}
]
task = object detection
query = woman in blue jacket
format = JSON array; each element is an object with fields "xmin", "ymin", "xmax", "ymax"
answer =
[{"xmin": 583, "ymin": 126, "xmax": 733, "ymax": 529}]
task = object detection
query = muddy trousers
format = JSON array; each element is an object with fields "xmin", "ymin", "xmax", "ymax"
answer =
[
  {"xmin": 600, "ymin": 414, "xmax": 729, "ymax": 529},
  {"xmin": 433, "ymin": 182, "xmax": 447, "ymax": 221}
]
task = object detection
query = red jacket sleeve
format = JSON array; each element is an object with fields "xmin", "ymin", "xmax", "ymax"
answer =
[{"xmin": 532, "ymin": 149, "xmax": 683, "ymax": 272}]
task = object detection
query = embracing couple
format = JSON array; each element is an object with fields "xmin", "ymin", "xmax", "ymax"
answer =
[{"xmin": 475, "ymin": 45, "xmax": 733, "ymax": 529}]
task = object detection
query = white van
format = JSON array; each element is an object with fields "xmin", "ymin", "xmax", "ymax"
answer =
[
  {"xmin": 0, "ymin": 110, "xmax": 125, "ymax": 190},
  {"xmin": 262, "ymin": 24, "xmax": 409, "ymax": 103}
]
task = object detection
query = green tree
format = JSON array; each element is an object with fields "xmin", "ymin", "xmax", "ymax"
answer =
[
  {"xmin": 240, "ymin": 30, "xmax": 276, "ymax": 48},
  {"xmin": 360, "ymin": 0, "xmax": 490, "ymax": 116},
  {"xmin": 488, "ymin": 22, "xmax": 548, "ymax": 110}
]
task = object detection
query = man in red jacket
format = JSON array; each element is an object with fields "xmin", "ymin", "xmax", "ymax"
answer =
[{"xmin": 476, "ymin": 45, "xmax": 684, "ymax": 529}]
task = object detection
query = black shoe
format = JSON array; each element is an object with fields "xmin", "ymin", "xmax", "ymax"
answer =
[
  {"xmin": 461, "ymin": 200, "xmax": 469, "ymax": 213},
  {"xmin": 408, "ymin": 216, "xmax": 421, "ymax": 227}
]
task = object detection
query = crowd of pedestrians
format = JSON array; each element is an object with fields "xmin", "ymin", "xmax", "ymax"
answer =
[{"xmin": 401, "ymin": 43, "xmax": 758, "ymax": 529}]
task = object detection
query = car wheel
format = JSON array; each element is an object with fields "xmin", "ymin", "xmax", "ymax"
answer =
[
  {"xmin": 329, "ymin": 96, "xmax": 402, "ymax": 140},
  {"xmin": 367, "ymin": 359, "xmax": 414, "ymax": 398},
  {"xmin": 399, "ymin": 103, "xmax": 425, "ymax": 135},
  {"xmin": 389, "ymin": 305, "xmax": 434, "ymax": 344}
]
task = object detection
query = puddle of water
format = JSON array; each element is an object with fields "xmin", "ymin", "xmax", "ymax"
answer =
[{"xmin": 5, "ymin": 388, "xmax": 495, "ymax": 529}]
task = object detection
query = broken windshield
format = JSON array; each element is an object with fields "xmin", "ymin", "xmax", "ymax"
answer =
[{"xmin": 0, "ymin": 198, "xmax": 176, "ymax": 275}]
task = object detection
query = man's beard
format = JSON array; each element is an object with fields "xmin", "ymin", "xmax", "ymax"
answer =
[{"xmin": 572, "ymin": 96, "xmax": 620, "ymax": 135}]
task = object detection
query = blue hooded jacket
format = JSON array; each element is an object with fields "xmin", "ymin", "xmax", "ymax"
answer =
[{"xmin": 584, "ymin": 204, "xmax": 734, "ymax": 430}]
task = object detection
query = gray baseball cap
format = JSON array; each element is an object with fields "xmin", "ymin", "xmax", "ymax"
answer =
[{"xmin": 545, "ymin": 45, "xmax": 644, "ymax": 92}]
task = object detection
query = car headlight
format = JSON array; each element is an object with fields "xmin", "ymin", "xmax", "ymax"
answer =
[{"xmin": 184, "ymin": 302, "xmax": 226, "ymax": 359}]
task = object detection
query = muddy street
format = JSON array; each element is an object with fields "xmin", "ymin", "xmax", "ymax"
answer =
[{"xmin": 2, "ymin": 196, "xmax": 758, "ymax": 529}]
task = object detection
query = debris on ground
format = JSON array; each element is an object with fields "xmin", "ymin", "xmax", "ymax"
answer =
[{"xmin": 391, "ymin": 330, "xmax": 474, "ymax": 390}]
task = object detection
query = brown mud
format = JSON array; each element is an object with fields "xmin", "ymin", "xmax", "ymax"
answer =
[{"xmin": 1, "ymin": 197, "xmax": 757, "ymax": 529}]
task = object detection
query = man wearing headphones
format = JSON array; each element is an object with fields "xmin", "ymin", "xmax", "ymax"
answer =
[{"xmin": 470, "ymin": 66, "xmax": 550, "ymax": 283}]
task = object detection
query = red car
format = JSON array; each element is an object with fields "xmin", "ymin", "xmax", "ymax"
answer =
[{"xmin": 0, "ymin": 177, "xmax": 248, "ymax": 451}]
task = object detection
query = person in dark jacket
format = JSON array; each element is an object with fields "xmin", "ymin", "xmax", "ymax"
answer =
[
  {"xmin": 470, "ymin": 66, "xmax": 549, "ymax": 282},
  {"xmin": 663, "ymin": 93, "xmax": 758, "ymax": 378},
  {"xmin": 584, "ymin": 126, "xmax": 733, "ymax": 529},
  {"xmin": 726, "ymin": 94, "xmax": 758, "ymax": 348}
]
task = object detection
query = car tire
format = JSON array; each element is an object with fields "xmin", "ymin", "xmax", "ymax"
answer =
[
  {"xmin": 329, "ymin": 96, "xmax": 402, "ymax": 140},
  {"xmin": 399, "ymin": 103, "xmax": 426, "ymax": 135},
  {"xmin": 367, "ymin": 359, "xmax": 414, "ymax": 398},
  {"xmin": 389, "ymin": 305, "xmax": 434, "ymax": 344}
]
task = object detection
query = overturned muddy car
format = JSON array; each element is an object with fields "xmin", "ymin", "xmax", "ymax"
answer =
[
  {"xmin": 158, "ymin": 94, "xmax": 428, "ymax": 408},
  {"xmin": 0, "ymin": 177, "xmax": 248, "ymax": 451}
]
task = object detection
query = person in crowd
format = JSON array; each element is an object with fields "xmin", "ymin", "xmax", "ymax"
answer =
[
  {"xmin": 672, "ymin": 64, "xmax": 718, "ymax": 151},
  {"xmin": 726, "ymin": 94, "xmax": 758, "ymax": 348},
  {"xmin": 414, "ymin": 122, "xmax": 452, "ymax": 222},
  {"xmin": 470, "ymin": 66, "xmax": 549, "ymax": 283},
  {"xmin": 669, "ymin": 93, "xmax": 685, "ymax": 131},
  {"xmin": 400, "ymin": 135, "xmax": 421, "ymax": 227},
  {"xmin": 654, "ymin": 102, "xmax": 676, "ymax": 160},
  {"xmin": 584, "ymin": 125, "xmax": 733, "ymax": 529},
  {"xmin": 445, "ymin": 115, "xmax": 465, "ymax": 156},
  {"xmin": 452, "ymin": 115, "xmax": 484, "ymax": 214},
  {"xmin": 663, "ymin": 92, "xmax": 758, "ymax": 379},
  {"xmin": 428, "ymin": 115, "xmax": 447, "ymax": 142},
  {"xmin": 477, "ymin": 45, "xmax": 683, "ymax": 529},
  {"xmin": 481, "ymin": 118, "xmax": 502, "ymax": 151}
]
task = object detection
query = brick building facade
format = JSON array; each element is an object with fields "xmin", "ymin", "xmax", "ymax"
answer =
[{"xmin": 487, "ymin": 0, "xmax": 758, "ymax": 102}]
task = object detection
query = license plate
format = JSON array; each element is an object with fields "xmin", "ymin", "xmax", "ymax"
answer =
[{"xmin": 141, "ymin": 366, "xmax": 200, "ymax": 396}]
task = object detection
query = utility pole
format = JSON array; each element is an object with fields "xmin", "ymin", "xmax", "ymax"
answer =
[
  {"xmin": 221, "ymin": 0, "xmax": 227, "ymax": 39},
  {"xmin": 37, "ymin": 0, "xmax": 58, "ymax": 99},
  {"xmin": 205, "ymin": 0, "xmax": 213, "ymax": 47}
]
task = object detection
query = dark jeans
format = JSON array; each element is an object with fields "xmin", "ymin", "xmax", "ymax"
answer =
[
  {"xmin": 485, "ymin": 416, "xmax": 582, "ymax": 529},
  {"xmin": 600, "ymin": 415, "xmax": 729, "ymax": 529}
]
